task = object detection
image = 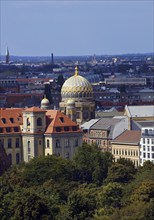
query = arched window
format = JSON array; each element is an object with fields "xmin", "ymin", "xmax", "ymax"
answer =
[
  {"xmin": 37, "ymin": 118, "xmax": 42, "ymax": 126},
  {"xmin": 27, "ymin": 118, "xmax": 30, "ymax": 126},
  {"xmin": 28, "ymin": 141, "xmax": 31, "ymax": 154},
  {"xmin": 47, "ymin": 139, "xmax": 50, "ymax": 148}
]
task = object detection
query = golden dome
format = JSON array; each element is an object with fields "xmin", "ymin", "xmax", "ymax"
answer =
[{"xmin": 61, "ymin": 67, "xmax": 93, "ymax": 100}]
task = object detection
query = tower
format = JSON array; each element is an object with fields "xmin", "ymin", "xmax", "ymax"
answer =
[
  {"xmin": 6, "ymin": 46, "xmax": 10, "ymax": 64},
  {"xmin": 21, "ymin": 107, "xmax": 46, "ymax": 162}
]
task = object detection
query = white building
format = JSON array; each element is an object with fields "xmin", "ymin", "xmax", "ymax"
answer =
[{"xmin": 139, "ymin": 121, "xmax": 154, "ymax": 165}]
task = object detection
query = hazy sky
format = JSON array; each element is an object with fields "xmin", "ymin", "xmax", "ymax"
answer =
[{"xmin": 1, "ymin": 0, "xmax": 153, "ymax": 56}]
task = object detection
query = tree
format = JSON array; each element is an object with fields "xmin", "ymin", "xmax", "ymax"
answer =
[
  {"xmin": 131, "ymin": 180, "xmax": 154, "ymax": 202},
  {"xmin": 97, "ymin": 183, "xmax": 123, "ymax": 209},
  {"xmin": 73, "ymin": 143, "xmax": 113, "ymax": 185},
  {"xmin": 0, "ymin": 189, "xmax": 53, "ymax": 220},
  {"xmin": 105, "ymin": 159, "xmax": 136, "ymax": 184},
  {"xmin": 62, "ymin": 184, "xmax": 98, "ymax": 220}
]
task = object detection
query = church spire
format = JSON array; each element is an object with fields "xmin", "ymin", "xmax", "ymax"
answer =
[{"xmin": 6, "ymin": 46, "xmax": 10, "ymax": 64}]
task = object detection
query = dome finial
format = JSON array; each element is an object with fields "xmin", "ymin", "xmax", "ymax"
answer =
[{"xmin": 75, "ymin": 66, "xmax": 78, "ymax": 76}]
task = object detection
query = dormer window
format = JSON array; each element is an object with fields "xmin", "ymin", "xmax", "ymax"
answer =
[
  {"xmin": 10, "ymin": 118, "xmax": 14, "ymax": 123},
  {"xmin": 59, "ymin": 117, "xmax": 64, "ymax": 123},
  {"xmin": 1, "ymin": 118, "xmax": 6, "ymax": 124},
  {"xmin": 37, "ymin": 118, "xmax": 42, "ymax": 126}
]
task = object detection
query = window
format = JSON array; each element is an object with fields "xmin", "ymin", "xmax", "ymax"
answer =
[
  {"xmin": 145, "ymin": 129, "xmax": 148, "ymax": 135},
  {"xmin": 147, "ymin": 153, "xmax": 150, "ymax": 158},
  {"xmin": 143, "ymin": 138, "xmax": 145, "ymax": 144},
  {"xmin": 64, "ymin": 126, "xmax": 69, "ymax": 131},
  {"xmin": 56, "ymin": 127, "xmax": 61, "ymax": 132},
  {"xmin": 152, "ymin": 146, "xmax": 154, "ymax": 151},
  {"xmin": 8, "ymin": 153, "xmax": 12, "ymax": 164},
  {"xmin": 1, "ymin": 118, "xmax": 6, "ymax": 124},
  {"xmin": 14, "ymin": 127, "xmax": 19, "ymax": 132},
  {"xmin": 47, "ymin": 139, "xmax": 50, "ymax": 148},
  {"xmin": 0, "ymin": 139, "xmax": 4, "ymax": 147},
  {"xmin": 75, "ymin": 138, "xmax": 78, "ymax": 147},
  {"xmin": 16, "ymin": 153, "xmax": 20, "ymax": 164},
  {"xmin": 28, "ymin": 141, "xmax": 31, "ymax": 154},
  {"xmin": 37, "ymin": 118, "xmax": 42, "ymax": 126},
  {"xmin": 27, "ymin": 118, "xmax": 30, "ymax": 126},
  {"xmin": 143, "ymin": 145, "xmax": 145, "ymax": 151},
  {"xmin": 152, "ymin": 153, "xmax": 154, "ymax": 159},
  {"xmin": 147, "ymin": 146, "xmax": 150, "ymax": 151},
  {"xmin": 28, "ymin": 155, "xmax": 31, "ymax": 161},
  {"xmin": 0, "ymin": 127, "xmax": 3, "ymax": 133},
  {"xmin": 16, "ymin": 138, "xmax": 20, "ymax": 148},
  {"xmin": 59, "ymin": 117, "xmax": 64, "ymax": 123},
  {"xmin": 143, "ymin": 153, "xmax": 146, "ymax": 158},
  {"xmin": 65, "ymin": 139, "xmax": 69, "ymax": 148},
  {"xmin": 147, "ymin": 139, "xmax": 150, "ymax": 144},
  {"xmin": 56, "ymin": 139, "xmax": 60, "ymax": 148},
  {"xmin": 6, "ymin": 127, "xmax": 11, "ymax": 133},
  {"xmin": 10, "ymin": 118, "xmax": 14, "ymax": 123},
  {"xmin": 8, "ymin": 139, "xmax": 12, "ymax": 148},
  {"xmin": 152, "ymin": 139, "xmax": 154, "ymax": 144},
  {"xmin": 72, "ymin": 126, "xmax": 77, "ymax": 131},
  {"xmin": 65, "ymin": 152, "xmax": 69, "ymax": 159}
]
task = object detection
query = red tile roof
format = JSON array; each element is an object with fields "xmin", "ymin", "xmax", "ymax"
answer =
[
  {"xmin": 0, "ymin": 108, "xmax": 23, "ymax": 134},
  {"xmin": 45, "ymin": 110, "xmax": 82, "ymax": 134},
  {"xmin": 23, "ymin": 107, "xmax": 46, "ymax": 113},
  {"xmin": 112, "ymin": 130, "xmax": 141, "ymax": 144}
]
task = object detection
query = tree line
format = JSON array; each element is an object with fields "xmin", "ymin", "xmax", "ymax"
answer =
[{"xmin": 0, "ymin": 143, "xmax": 154, "ymax": 220}]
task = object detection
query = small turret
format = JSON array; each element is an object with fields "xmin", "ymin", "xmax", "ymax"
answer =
[{"xmin": 41, "ymin": 96, "xmax": 50, "ymax": 110}]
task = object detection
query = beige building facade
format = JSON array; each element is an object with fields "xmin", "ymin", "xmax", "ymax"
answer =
[
  {"xmin": 0, "ymin": 106, "xmax": 83, "ymax": 165},
  {"xmin": 111, "ymin": 130, "xmax": 141, "ymax": 167}
]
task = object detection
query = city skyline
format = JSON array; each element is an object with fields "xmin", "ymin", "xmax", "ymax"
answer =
[{"xmin": 1, "ymin": 0, "xmax": 153, "ymax": 56}]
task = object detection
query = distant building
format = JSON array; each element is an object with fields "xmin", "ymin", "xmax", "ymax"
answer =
[{"xmin": 124, "ymin": 105, "xmax": 154, "ymax": 129}]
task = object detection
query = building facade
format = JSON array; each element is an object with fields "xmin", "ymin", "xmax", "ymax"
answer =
[
  {"xmin": 81, "ymin": 116, "xmax": 128, "ymax": 152},
  {"xmin": 139, "ymin": 121, "xmax": 154, "ymax": 166},
  {"xmin": 0, "ymin": 107, "xmax": 83, "ymax": 165},
  {"xmin": 111, "ymin": 130, "xmax": 141, "ymax": 167}
]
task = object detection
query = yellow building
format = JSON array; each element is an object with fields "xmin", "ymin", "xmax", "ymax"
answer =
[
  {"xmin": 59, "ymin": 67, "xmax": 95, "ymax": 125},
  {"xmin": 111, "ymin": 130, "xmax": 141, "ymax": 167},
  {"xmin": 0, "ymin": 105, "xmax": 83, "ymax": 165}
]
